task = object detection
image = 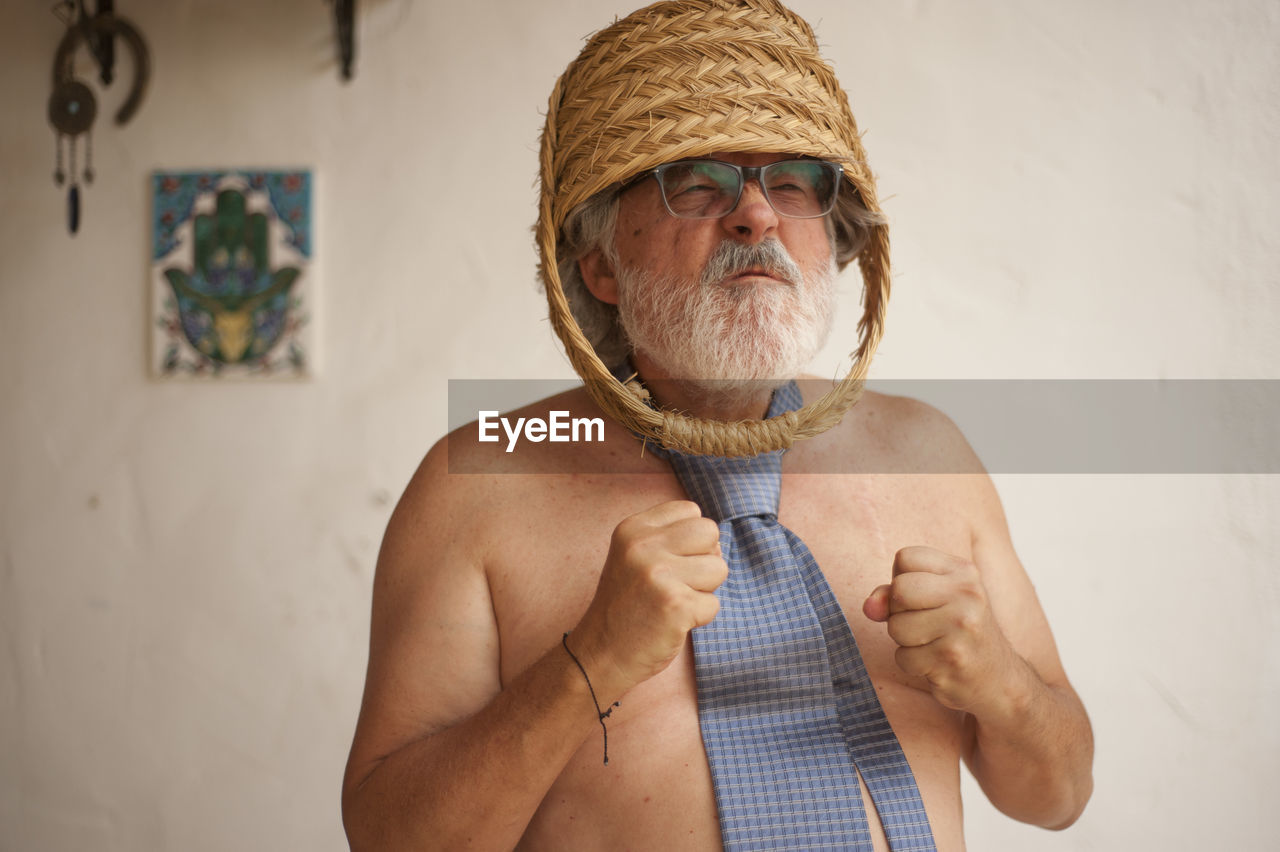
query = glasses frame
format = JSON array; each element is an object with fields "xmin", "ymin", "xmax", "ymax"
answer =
[{"xmin": 623, "ymin": 158, "xmax": 845, "ymax": 220}]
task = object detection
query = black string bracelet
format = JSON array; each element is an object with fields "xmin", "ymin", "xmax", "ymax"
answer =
[{"xmin": 562, "ymin": 632, "xmax": 620, "ymax": 765}]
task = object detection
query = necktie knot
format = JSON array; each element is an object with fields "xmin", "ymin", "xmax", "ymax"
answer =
[{"xmin": 654, "ymin": 380, "xmax": 802, "ymax": 523}]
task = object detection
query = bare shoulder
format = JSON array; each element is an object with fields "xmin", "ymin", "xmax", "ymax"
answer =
[
  {"xmin": 376, "ymin": 383, "xmax": 618, "ymax": 596},
  {"xmin": 859, "ymin": 389, "xmax": 1014, "ymax": 534},
  {"xmin": 859, "ymin": 389, "xmax": 989, "ymax": 474},
  {"xmin": 794, "ymin": 382, "xmax": 986, "ymax": 477}
]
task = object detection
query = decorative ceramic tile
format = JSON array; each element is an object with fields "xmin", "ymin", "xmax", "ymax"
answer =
[{"xmin": 151, "ymin": 169, "xmax": 314, "ymax": 378}]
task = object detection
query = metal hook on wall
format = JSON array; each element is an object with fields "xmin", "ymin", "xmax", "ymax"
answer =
[
  {"xmin": 48, "ymin": 0, "xmax": 151, "ymax": 235},
  {"xmin": 332, "ymin": 0, "xmax": 356, "ymax": 82}
]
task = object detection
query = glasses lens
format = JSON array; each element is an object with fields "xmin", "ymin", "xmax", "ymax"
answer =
[
  {"xmin": 652, "ymin": 159, "xmax": 842, "ymax": 219},
  {"xmin": 762, "ymin": 161, "xmax": 839, "ymax": 218},
  {"xmin": 656, "ymin": 161, "xmax": 739, "ymax": 218}
]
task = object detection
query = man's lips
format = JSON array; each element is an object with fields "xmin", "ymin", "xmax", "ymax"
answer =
[{"xmin": 724, "ymin": 268, "xmax": 791, "ymax": 284}]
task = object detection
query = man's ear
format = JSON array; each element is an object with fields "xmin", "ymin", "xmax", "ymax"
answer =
[{"xmin": 578, "ymin": 249, "xmax": 620, "ymax": 305}]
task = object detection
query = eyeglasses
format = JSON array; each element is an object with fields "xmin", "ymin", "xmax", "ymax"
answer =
[{"xmin": 628, "ymin": 158, "xmax": 844, "ymax": 220}]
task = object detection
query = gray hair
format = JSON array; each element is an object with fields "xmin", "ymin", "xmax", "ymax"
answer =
[{"xmin": 552, "ymin": 181, "xmax": 886, "ymax": 366}]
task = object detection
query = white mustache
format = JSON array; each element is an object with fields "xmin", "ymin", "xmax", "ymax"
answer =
[{"xmin": 700, "ymin": 238, "xmax": 803, "ymax": 287}]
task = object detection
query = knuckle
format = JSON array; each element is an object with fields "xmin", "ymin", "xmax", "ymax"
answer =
[
  {"xmin": 956, "ymin": 572, "xmax": 983, "ymax": 597},
  {"xmin": 618, "ymin": 509, "xmax": 647, "ymax": 531},
  {"xmin": 956, "ymin": 609, "xmax": 982, "ymax": 635},
  {"xmin": 674, "ymin": 499, "xmax": 702, "ymax": 518},
  {"xmin": 935, "ymin": 638, "xmax": 965, "ymax": 669},
  {"xmin": 616, "ymin": 535, "xmax": 650, "ymax": 565},
  {"xmin": 655, "ymin": 583, "xmax": 686, "ymax": 616},
  {"xmin": 896, "ymin": 544, "xmax": 927, "ymax": 564},
  {"xmin": 703, "ymin": 594, "xmax": 722, "ymax": 622},
  {"xmin": 612, "ymin": 522, "xmax": 638, "ymax": 546}
]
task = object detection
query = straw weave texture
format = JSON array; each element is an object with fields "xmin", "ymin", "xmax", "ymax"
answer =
[{"xmin": 537, "ymin": 0, "xmax": 889, "ymax": 456}]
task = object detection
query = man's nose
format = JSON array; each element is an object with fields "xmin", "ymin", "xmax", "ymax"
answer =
[{"xmin": 719, "ymin": 179, "xmax": 779, "ymax": 243}]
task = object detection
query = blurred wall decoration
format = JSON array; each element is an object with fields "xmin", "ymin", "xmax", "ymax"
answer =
[
  {"xmin": 47, "ymin": 0, "xmax": 151, "ymax": 234},
  {"xmin": 151, "ymin": 170, "xmax": 314, "ymax": 378}
]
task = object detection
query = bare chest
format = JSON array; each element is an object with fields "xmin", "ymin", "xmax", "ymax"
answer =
[
  {"xmin": 486, "ymin": 473, "xmax": 968, "ymax": 659},
  {"xmin": 485, "ymin": 471, "xmax": 970, "ymax": 849}
]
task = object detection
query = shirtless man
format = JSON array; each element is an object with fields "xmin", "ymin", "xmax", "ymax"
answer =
[{"xmin": 342, "ymin": 2, "xmax": 1093, "ymax": 849}]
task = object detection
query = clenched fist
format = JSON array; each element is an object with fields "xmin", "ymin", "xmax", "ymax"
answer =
[
  {"xmin": 569, "ymin": 500, "xmax": 727, "ymax": 703},
  {"xmin": 863, "ymin": 545, "xmax": 1023, "ymax": 716}
]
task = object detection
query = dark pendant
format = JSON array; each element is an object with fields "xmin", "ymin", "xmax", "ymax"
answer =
[
  {"xmin": 68, "ymin": 184, "xmax": 80, "ymax": 235},
  {"xmin": 48, "ymin": 80, "xmax": 98, "ymax": 136}
]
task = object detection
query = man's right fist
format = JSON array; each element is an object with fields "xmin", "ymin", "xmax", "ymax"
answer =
[{"xmin": 568, "ymin": 500, "xmax": 727, "ymax": 702}]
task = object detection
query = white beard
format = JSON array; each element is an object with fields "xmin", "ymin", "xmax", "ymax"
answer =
[{"xmin": 616, "ymin": 238, "xmax": 838, "ymax": 398}]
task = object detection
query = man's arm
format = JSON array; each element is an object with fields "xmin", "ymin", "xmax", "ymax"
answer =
[
  {"xmin": 342, "ymin": 439, "xmax": 726, "ymax": 850},
  {"xmin": 341, "ymin": 440, "xmax": 592, "ymax": 850},
  {"xmin": 865, "ymin": 538, "xmax": 1094, "ymax": 829},
  {"xmin": 960, "ymin": 472, "xmax": 1094, "ymax": 829},
  {"xmin": 862, "ymin": 403, "xmax": 1094, "ymax": 829}
]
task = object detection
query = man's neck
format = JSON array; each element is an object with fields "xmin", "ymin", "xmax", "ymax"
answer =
[{"xmin": 628, "ymin": 352, "xmax": 780, "ymax": 422}]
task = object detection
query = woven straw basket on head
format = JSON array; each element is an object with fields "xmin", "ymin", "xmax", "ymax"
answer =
[{"xmin": 537, "ymin": 0, "xmax": 889, "ymax": 457}]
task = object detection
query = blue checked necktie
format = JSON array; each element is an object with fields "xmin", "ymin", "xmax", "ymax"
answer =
[{"xmin": 658, "ymin": 381, "xmax": 936, "ymax": 851}]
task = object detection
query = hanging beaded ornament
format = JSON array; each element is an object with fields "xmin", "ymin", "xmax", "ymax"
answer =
[
  {"xmin": 48, "ymin": 78, "xmax": 96, "ymax": 234},
  {"xmin": 47, "ymin": 1, "xmax": 150, "ymax": 235}
]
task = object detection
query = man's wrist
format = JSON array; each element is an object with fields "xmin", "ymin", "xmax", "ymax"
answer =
[
  {"xmin": 970, "ymin": 652, "xmax": 1044, "ymax": 736},
  {"xmin": 562, "ymin": 632, "xmax": 621, "ymax": 765}
]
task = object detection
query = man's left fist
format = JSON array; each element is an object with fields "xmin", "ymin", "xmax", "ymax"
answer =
[{"xmin": 862, "ymin": 545, "xmax": 1021, "ymax": 715}]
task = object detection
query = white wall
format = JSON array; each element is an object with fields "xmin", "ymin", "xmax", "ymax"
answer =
[{"xmin": 1, "ymin": 1, "xmax": 1276, "ymax": 850}]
